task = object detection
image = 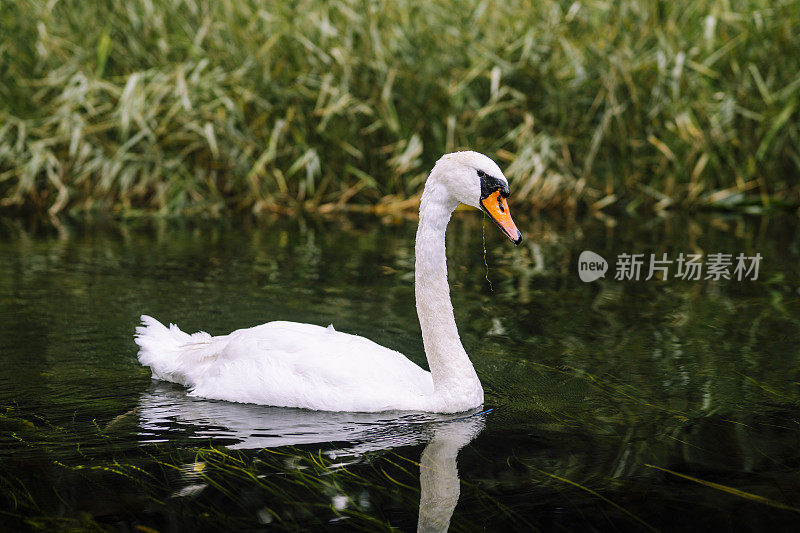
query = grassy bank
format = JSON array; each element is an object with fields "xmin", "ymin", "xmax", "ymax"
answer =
[{"xmin": 1, "ymin": 0, "xmax": 799, "ymax": 216}]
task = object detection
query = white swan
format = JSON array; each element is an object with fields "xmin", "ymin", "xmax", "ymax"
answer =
[{"xmin": 135, "ymin": 151, "xmax": 522, "ymax": 413}]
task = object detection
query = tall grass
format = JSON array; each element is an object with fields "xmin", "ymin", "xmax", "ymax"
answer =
[{"xmin": 1, "ymin": 0, "xmax": 798, "ymax": 215}]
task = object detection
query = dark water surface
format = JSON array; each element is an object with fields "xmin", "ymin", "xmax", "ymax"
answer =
[{"xmin": 1, "ymin": 212, "xmax": 800, "ymax": 531}]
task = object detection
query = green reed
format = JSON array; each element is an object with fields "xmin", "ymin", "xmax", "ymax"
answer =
[{"xmin": 1, "ymin": 0, "xmax": 798, "ymax": 215}]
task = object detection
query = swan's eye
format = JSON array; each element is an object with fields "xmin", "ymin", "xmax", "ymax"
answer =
[{"xmin": 477, "ymin": 168, "xmax": 510, "ymax": 199}]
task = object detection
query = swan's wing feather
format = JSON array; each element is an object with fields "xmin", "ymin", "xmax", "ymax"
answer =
[
  {"xmin": 138, "ymin": 318, "xmax": 434, "ymax": 411},
  {"xmin": 192, "ymin": 321, "xmax": 434, "ymax": 410}
]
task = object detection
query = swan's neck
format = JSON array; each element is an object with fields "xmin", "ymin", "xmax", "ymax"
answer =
[{"xmin": 415, "ymin": 180, "xmax": 482, "ymax": 407}]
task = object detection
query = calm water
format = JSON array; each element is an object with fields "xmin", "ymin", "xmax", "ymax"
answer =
[{"xmin": 1, "ymin": 212, "xmax": 800, "ymax": 531}]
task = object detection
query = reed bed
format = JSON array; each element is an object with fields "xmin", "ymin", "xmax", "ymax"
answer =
[{"xmin": 1, "ymin": 0, "xmax": 798, "ymax": 216}]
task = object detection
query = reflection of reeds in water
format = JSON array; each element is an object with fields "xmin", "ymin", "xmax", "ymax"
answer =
[{"xmin": 1, "ymin": 1, "xmax": 798, "ymax": 215}]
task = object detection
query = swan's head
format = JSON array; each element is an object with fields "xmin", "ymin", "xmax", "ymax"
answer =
[{"xmin": 432, "ymin": 151, "xmax": 523, "ymax": 245}]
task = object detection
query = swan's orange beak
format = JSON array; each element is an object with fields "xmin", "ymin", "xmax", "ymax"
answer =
[{"xmin": 480, "ymin": 190, "xmax": 522, "ymax": 246}]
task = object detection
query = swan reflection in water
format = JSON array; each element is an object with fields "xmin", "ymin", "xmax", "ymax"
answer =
[{"xmin": 138, "ymin": 383, "xmax": 485, "ymax": 532}]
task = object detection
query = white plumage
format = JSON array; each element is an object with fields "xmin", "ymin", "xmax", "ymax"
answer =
[
  {"xmin": 135, "ymin": 151, "xmax": 521, "ymax": 413},
  {"xmin": 136, "ymin": 318, "xmax": 433, "ymax": 411}
]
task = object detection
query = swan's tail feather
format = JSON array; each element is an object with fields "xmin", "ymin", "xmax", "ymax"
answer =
[{"xmin": 135, "ymin": 315, "xmax": 217, "ymax": 387}]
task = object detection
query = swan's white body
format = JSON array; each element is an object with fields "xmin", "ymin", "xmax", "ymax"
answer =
[
  {"xmin": 137, "ymin": 319, "xmax": 437, "ymax": 412},
  {"xmin": 135, "ymin": 151, "xmax": 519, "ymax": 413}
]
